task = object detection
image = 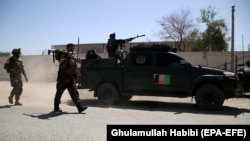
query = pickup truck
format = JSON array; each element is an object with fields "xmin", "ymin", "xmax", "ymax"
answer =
[{"xmin": 77, "ymin": 44, "xmax": 250, "ymax": 110}]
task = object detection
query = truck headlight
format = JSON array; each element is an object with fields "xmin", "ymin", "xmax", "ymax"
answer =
[{"xmin": 223, "ymin": 71, "xmax": 235, "ymax": 76}]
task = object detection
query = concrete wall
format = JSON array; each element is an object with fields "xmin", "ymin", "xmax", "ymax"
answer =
[
  {"xmin": 178, "ymin": 51, "xmax": 250, "ymax": 70},
  {"xmin": 0, "ymin": 55, "xmax": 58, "ymax": 82},
  {"xmin": 1, "ymin": 51, "xmax": 250, "ymax": 82}
]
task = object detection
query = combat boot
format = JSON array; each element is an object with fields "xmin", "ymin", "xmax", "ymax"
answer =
[
  {"xmin": 76, "ymin": 103, "xmax": 88, "ymax": 113},
  {"xmin": 15, "ymin": 100, "xmax": 23, "ymax": 106},
  {"xmin": 54, "ymin": 105, "xmax": 62, "ymax": 113},
  {"xmin": 8, "ymin": 96, "xmax": 13, "ymax": 104}
]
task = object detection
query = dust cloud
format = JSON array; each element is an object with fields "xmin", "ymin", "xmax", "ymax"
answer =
[{"xmin": 22, "ymin": 55, "xmax": 58, "ymax": 82}]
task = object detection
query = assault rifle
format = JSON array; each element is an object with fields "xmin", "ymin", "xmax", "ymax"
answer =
[{"xmin": 48, "ymin": 49, "xmax": 67, "ymax": 63}]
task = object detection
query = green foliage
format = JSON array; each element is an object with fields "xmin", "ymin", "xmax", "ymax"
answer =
[
  {"xmin": 192, "ymin": 39, "xmax": 204, "ymax": 51},
  {"xmin": 196, "ymin": 6, "xmax": 229, "ymax": 51}
]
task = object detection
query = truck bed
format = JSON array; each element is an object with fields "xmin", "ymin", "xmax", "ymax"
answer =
[{"xmin": 78, "ymin": 58, "xmax": 123, "ymax": 90}]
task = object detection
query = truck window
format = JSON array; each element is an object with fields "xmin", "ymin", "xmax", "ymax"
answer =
[
  {"xmin": 156, "ymin": 53, "xmax": 181, "ymax": 67},
  {"xmin": 130, "ymin": 53, "xmax": 152, "ymax": 66}
]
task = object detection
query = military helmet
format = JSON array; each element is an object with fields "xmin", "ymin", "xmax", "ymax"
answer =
[
  {"xmin": 12, "ymin": 48, "xmax": 21, "ymax": 56},
  {"xmin": 109, "ymin": 33, "xmax": 116, "ymax": 38}
]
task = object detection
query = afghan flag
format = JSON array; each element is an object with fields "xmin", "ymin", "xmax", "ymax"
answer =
[{"xmin": 153, "ymin": 74, "xmax": 171, "ymax": 85}]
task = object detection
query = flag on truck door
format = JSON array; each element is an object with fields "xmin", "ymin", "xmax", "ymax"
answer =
[{"xmin": 153, "ymin": 74, "xmax": 171, "ymax": 85}]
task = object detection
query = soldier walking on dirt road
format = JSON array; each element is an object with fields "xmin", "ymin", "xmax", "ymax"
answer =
[
  {"xmin": 4, "ymin": 48, "xmax": 28, "ymax": 106},
  {"xmin": 53, "ymin": 43, "xmax": 88, "ymax": 113}
]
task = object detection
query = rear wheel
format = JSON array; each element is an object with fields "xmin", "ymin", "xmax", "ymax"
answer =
[
  {"xmin": 195, "ymin": 84, "xmax": 225, "ymax": 110},
  {"xmin": 96, "ymin": 83, "xmax": 119, "ymax": 105}
]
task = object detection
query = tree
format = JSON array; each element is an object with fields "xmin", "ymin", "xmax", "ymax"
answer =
[
  {"xmin": 157, "ymin": 8, "xmax": 196, "ymax": 51},
  {"xmin": 186, "ymin": 28, "xmax": 203, "ymax": 51},
  {"xmin": 196, "ymin": 6, "xmax": 229, "ymax": 51}
]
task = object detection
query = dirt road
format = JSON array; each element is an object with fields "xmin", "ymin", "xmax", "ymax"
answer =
[{"xmin": 0, "ymin": 81, "xmax": 250, "ymax": 141}]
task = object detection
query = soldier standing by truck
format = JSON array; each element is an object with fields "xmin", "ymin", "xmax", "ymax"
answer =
[
  {"xmin": 4, "ymin": 48, "xmax": 28, "ymax": 106},
  {"xmin": 106, "ymin": 33, "xmax": 132, "ymax": 58},
  {"xmin": 53, "ymin": 43, "xmax": 88, "ymax": 113}
]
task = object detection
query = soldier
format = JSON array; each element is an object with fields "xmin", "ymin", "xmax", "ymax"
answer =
[
  {"xmin": 106, "ymin": 33, "xmax": 132, "ymax": 58},
  {"xmin": 53, "ymin": 43, "xmax": 88, "ymax": 113},
  {"xmin": 4, "ymin": 48, "xmax": 28, "ymax": 106}
]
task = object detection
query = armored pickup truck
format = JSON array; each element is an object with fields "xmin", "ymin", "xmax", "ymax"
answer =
[{"xmin": 77, "ymin": 44, "xmax": 250, "ymax": 110}]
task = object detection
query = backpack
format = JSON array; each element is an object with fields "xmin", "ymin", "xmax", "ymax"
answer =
[{"xmin": 4, "ymin": 62, "xmax": 10, "ymax": 73}]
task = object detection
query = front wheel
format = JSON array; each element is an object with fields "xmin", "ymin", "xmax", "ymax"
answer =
[
  {"xmin": 96, "ymin": 83, "xmax": 119, "ymax": 105},
  {"xmin": 195, "ymin": 84, "xmax": 225, "ymax": 110}
]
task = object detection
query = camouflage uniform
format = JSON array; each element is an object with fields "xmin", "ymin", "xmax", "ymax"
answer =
[
  {"xmin": 54, "ymin": 43, "xmax": 87, "ymax": 113},
  {"xmin": 5, "ymin": 48, "xmax": 28, "ymax": 105}
]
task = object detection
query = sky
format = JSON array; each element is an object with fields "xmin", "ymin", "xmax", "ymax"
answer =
[{"xmin": 0, "ymin": 0, "xmax": 249, "ymax": 55}]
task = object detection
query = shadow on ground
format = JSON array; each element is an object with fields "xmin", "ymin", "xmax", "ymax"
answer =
[
  {"xmin": 23, "ymin": 111, "xmax": 86, "ymax": 120},
  {"xmin": 66, "ymin": 98, "xmax": 250, "ymax": 118},
  {"xmin": 0, "ymin": 105, "xmax": 13, "ymax": 109}
]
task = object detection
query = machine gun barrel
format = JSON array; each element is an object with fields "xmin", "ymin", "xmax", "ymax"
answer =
[{"xmin": 129, "ymin": 34, "xmax": 145, "ymax": 40}]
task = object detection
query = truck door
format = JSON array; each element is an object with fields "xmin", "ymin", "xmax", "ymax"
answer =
[
  {"xmin": 152, "ymin": 52, "xmax": 192, "ymax": 96},
  {"xmin": 123, "ymin": 52, "xmax": 154, "ymax": 92}
]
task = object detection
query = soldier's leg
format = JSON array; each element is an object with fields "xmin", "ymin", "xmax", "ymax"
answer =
[
  {"xmin": 54, "ymin": 82, "xmax": 65, "ymax": 111},
  {"xmin": 9, "ymin": 78, "xmax": 21, "ymax": 105},
  {"xmin": 67, "ymin": 83, "xmax": 80, "ymax": 104},
  {"xmin": 14, "ymin": 80, "xmax": 23, "ymax": 105},
  {"xmin": 67, "ymin": 84, "xmax": 87, "ymax": 113},
  {"xmin": 9, "ymin": 88, "xmax": 16, "ymax": 104}
]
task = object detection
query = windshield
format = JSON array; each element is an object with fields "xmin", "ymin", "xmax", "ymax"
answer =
[{"xmin": 168, "ymin": 52, "xmax": 194, "ymax": 66}]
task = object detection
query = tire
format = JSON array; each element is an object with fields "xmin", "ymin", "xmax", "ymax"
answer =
[
  {"xmin": 195, "ymin": 84, "xmax": 225, "ymax": 110},
  {"xmin": 120, "ymin": 95, "xmax": 133, "ymax": 101},
  {"xmin": 96, "ymin": 83, "xmax": 119, "ymax": 105}
]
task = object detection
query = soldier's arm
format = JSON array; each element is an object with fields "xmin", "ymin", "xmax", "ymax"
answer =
[{"xmin": 20, "ymin": 60, "xmax": 28, "ymax": 82}]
